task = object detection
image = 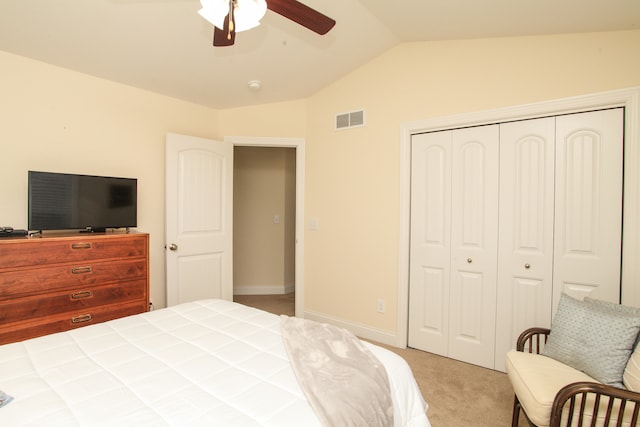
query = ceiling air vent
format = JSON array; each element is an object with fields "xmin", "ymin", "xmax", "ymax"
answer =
[{"xmin": 335, "ymin": 110, "xmax": 365, "ymax": 130}]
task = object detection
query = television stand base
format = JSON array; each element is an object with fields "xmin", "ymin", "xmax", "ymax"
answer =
[{"xmin": 81, "ymin": 227, "xmax": 107, "ymax": 233}]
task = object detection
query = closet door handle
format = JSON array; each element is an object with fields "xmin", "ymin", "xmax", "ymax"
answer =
[
  {"xmin": 524, "ymin": 264, "xmax": 531, "ymax": 269},
  {"xmin": 467, "ymin": 258, "xmax": 473, "ymax": 263}
]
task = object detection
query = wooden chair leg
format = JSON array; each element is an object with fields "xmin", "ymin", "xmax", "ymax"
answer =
[
  {"xmin": 512, "ymin": 395, "xmax": 539, "ymax": 427},
  {"xmin": 512, "ymin": 395, "xmax": 522, "ymax": 427}
]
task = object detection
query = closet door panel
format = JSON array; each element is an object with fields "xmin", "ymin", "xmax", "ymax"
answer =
[
  {"xmin": 456, "ymin": 271, "xmax": 484, "ymax": 337},
  {"xmin": 408, "ymin": 131, "xmax": 452, "ymax": 355},
  {"xmin": 554, "ymin": 109, "xmax": 623, "ymax": 309},
  {"xmin": 494, "ymin": 117, "xmax": 555, "ymax": 371},
  {"xmin": 449, "ymin": 125, "xmax": 499, "ymax": 369}
]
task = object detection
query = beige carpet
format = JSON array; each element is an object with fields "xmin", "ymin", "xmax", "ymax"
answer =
[{"xmin": 233, "ymin": 294, "xmax": 528, "ymax": 427}]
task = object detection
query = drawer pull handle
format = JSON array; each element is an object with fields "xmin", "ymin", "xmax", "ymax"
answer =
[
  {"xmin": 71, "ymin": 314, "xmax": 92, "ymax": 324},
  {"xmin": 71, "ymin": 242, "xmax": 92, "ymax": 250},
  {"xmin": 71, "ymin": 290, "xmax": 93, "ymax": 299},
  {"xmin": 71, "ymin": 266, "xmax": 92, "ymax": 274}
]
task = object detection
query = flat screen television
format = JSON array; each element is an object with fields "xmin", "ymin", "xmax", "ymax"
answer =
[{"xmin": 28, "ymin": 171, "xmax": 137, "ymax": 232}]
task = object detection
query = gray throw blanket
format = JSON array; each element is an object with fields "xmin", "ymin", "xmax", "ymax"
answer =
[{"xmin": 280, "ymin": 315, "xmax": 394, "ymax": 427}]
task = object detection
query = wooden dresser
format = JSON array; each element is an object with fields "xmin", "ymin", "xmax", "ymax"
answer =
[{"xmin": 0, "ymin": 231, "xmax": 149, "ymax": 345}]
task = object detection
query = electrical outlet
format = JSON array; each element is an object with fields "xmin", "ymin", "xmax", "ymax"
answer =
[{"xmin": 377, "ymin": 299, "xmax": 385, "ymax": 313}]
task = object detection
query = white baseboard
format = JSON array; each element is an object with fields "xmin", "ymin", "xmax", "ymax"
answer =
[
  {"xmin": 233, "ymin": 284, "xmax": 294, "ymax": 295},
  {"xmin": 233, "ymin": 288, "xmax": 401, "ymax": 347},
  {"xmin": 303, "ymin": 309, "xmax": 399, "ymax": 348}
]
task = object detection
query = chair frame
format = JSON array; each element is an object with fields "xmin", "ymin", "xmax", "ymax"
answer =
[{"xmin": 511, "ymin": 327, "xmax": 640, "ymax": 427}]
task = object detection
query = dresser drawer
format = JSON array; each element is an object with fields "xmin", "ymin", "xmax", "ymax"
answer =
[
  {"xmin": 0, "ymin": 232, "xmax": 148, "ymax": 345},
  {"xmin": 0, "ymin": 300, "xmax": 148, "ymax": 345},
  {"xmin": 0, "ymin": 279, "xmax": 147, "ymax": 324},
  {"xmin": 0, "ymin": 234, "xmax": 147, "ymax": 269},
  {"xmin": 0, "ymin": 258, "xmax": 147, "ymax": 298}
]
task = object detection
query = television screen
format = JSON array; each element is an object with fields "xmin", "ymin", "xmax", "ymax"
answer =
[{"xmin": 28, "ymin": 171, "xmax": 137, "ymax": 232}]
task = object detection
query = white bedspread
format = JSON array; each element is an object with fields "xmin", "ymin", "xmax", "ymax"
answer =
[{"xmin": 0, "ymin": 299, "xmax": 430, "ymax": 426}]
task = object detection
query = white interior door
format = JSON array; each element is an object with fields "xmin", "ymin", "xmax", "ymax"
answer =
[
  {"xmin": 447, "ymin": 125, "xmax": 499, "ymax": 369},
  {"xmin": 553, "ymin": 108, "xmax": 624, "ymax": 308},
  {"xmin": 166, "ymin": 133, "xmax": 233, "ymax": 306},
  {"xmin": 407, "ymin": 106, "xmax": 626, "ymax": 370},
  {"xmin": 408, "ymin": 130, "xmax": 453, "ymax": 355},
  {"xmin": 494, "ymin": 117, "xmax": 555, "ymax": 371},
  {"xmin": 409, "ymin": 125, "xmax": 499, "ymax": 369}
]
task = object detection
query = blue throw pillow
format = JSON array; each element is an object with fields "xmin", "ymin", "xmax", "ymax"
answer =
[{"xmin": 542, "ymin": 293, "xmax": 640, "ymax": 387}]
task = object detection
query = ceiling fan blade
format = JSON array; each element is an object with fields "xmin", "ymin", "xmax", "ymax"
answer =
[
  {"xmin": 213, "ymin": 4, "xmax": 235, "ymax": 47},
  {"xmin": 214, "ymin": 26, "xmax": 235, "ymax": 46},
  {"xmin": 267, "ymin": 0, "xmax": 335, "ymax": 35}
]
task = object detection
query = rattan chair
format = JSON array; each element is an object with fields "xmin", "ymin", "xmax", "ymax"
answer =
[{"xmin": 510, "ymin": 327, "xmax": 640, "ymax": 427}]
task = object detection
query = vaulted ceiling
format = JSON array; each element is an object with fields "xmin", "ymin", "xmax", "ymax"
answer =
[{"xmin": 0, "ymin": 0, "xmax": 638, "ymax": 109}]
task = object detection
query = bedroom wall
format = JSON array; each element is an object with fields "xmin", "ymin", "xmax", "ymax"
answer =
[
  {"xmin": 2, "ymin": 29, "xmax": 640, "ymax": 345},
  {"xmin": 219, "ymin": 100, "xmax": 308, "ymax": 138},
  {"xmin": 303, "ymin": 29, "xmax": 640, "ymax": 338},
  {"xmin": 0, "ymin": 50, "xmax": 220, "ymax": 309},
  {"xmin": 221, "ymin": 29, "xmax": 640, "ymax": 343}
]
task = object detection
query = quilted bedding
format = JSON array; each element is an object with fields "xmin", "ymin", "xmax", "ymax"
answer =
[{"xmin": 0, "ymin": 299, "xmax": 430, "ymax": 426}]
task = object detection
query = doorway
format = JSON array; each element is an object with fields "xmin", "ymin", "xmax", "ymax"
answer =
[
  {"xmin": 233, "ymin": 146, "xmax": 296, "ymax": 315},
  {"xmin": 225, "ymin": 136, "xmax": 306, "ymax": 317}
]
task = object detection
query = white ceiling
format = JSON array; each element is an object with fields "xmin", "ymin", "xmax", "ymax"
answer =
[{"xmin": 0, "ymin": 0, "xmax": 638, "ymax": 109}]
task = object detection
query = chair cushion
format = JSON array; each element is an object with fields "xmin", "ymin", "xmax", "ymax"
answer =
[
  {"xmin": 507, "ymin": 350, "xmax": 639, "ymax": 427},
  {"xmin": 542, "ymin": 293, "xmax": 640, "ymax": 387},
  {"xmin": 506, "ymin": 350, "xmax": 595, "ymax": 427},
  {"xmin": 624, "ymin": 347, "xmax": 640, "ymax": 392}
]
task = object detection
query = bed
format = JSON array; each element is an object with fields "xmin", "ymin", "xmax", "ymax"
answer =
[{"xmin": 0, "ymin": 299, "xmax": 430, "ymax": 426}]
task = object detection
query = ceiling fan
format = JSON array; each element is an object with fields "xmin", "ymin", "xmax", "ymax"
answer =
[{"xmin": 198, "ymin": 0, "xmax": 336, "ymax": 47}]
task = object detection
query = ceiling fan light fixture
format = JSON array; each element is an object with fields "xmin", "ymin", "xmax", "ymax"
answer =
[
  {"xmin": 234, "ymin": 0, "xmax": 267, "ymax": 32},
  {"xmin": 198, "ymin": 0, "xmax": 228, "ymax": 29},
  {"xmin": 198, "ymin": 0, "xmax": 267, "ymax": 33}
]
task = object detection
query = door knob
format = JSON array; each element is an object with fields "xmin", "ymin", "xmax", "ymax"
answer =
[
  {"xmin": 467, "ymin": 258, "xmax": 473, "ymax": 263},
  {"xmin": 168, "ymin": 243, "xmax": 178, "ymax": 251},
  {"xmin": 524, "ymin": 263, "xmax": 531, "ymax": 269}
]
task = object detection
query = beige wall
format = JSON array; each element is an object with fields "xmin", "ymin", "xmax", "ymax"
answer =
[
  {"xmin": 223, "ymin": 30, "xmax": 640, "ymax": 336},
  {"xmin": 233, "ymin": 146, "xmax": 296, "ymax": 294},
  {"xmin": 2, "ymin": 29, "xmax": 640, "ymax": 341},
  {"xmin": 0, "ymin": 50, "xmax": 220, "ymax": 308},
  {"xmin": 219, "ymin": 100, "xmax": 308, "ymax": 137},
  {"xmin": 302, "ymin": 30, "xmax": 640, "ymax": 334}
]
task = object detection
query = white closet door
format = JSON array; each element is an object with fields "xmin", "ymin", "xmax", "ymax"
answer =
[
  {"xmin": 409, "ymin": 109, "xmax": 624, "ymax": 371},
  {"xmin": 408, "ymin": 130, "xmax": 453, "ymax": 355},
  {"xmin": 448, "ymin": 125, "xmax": 499, "ymax": 369},
  {"xmin": 409, "ymin": 126, "xmax": 499, "ymax": 368},
  {"xmin": 494, "ymin": 117, "xmax": 555, "ymax": 371},
  {"xmin": 553, "ymin": 109, "xmax": 624, "ymax": 308}
]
